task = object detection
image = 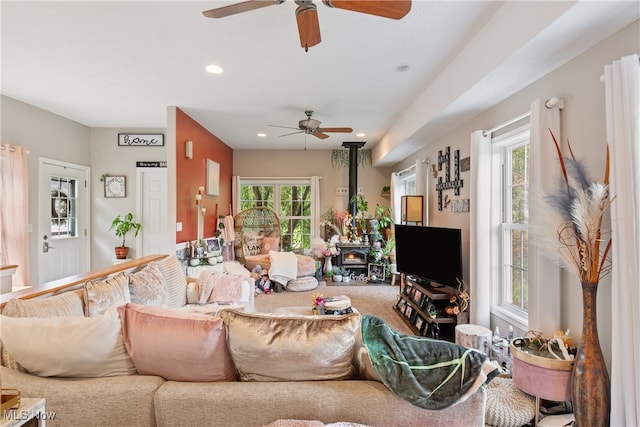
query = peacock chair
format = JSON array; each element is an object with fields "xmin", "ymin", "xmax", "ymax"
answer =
[{"xmin": 233, "ymin": 206, "xmax": 281, "ymax": 266}]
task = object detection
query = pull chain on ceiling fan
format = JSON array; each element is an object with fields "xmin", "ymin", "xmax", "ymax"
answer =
[
  {"xmin": 203, "ymin": 0, "xmax": 411, "ymax": 51},
  {"xmin": 269, "ymin": 110, "xmax": 353, "ymax": 140}
]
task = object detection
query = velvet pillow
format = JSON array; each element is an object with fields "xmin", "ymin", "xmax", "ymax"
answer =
[
  {"xmin": 128, "ymin": 262, "xmax": 167, "ymax": 306},
  {"xmin": 84, "ymin": 272, "xmax": 130, "ymax": 317},
  {"xmin": 220, "ymin": 309, "xmax": 360, "ymax": 382},
  {"xmin": 0, "ymin": 307, "xmax": 136, "ymax": 378},
  {"xmin": 118, "ymin": 303, "xmax": 236, "ymax": 382},
  {"xmin": 361, "ymin": 315, "xmax": 498, "ymax": 410},
  {"xmin": 260, "ymin": 236, "xmax": 280, "ymax": 254}
]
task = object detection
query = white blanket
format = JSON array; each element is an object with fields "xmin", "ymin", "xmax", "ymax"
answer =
[{"xmin": 268, "ymin": 250, "xmax": 298, "ymax": 286}]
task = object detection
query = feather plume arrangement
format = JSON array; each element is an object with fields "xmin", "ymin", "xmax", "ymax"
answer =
[{"xmin": 536, "ymin": 131, "xmax": 613, "ymax": 284}]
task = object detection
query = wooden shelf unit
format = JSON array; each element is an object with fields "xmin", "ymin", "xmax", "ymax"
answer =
[{"xmin": 393, "ymin": 275, "xmax": 465, "ymax": 341}]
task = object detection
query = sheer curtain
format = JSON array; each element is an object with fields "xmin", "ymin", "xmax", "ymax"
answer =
[
  {"xmin": 470, "ymin": 99, "xmax": 561, "ymax": 330},
  {"xmin": 528, "ymin": 99, "xmax": 562, "ymax": 336},
  {"xmin": 605, "ymin": 53, "xmax": 639, "ymax": 427},
  {"xmin": 0, "ymin": 144, "xmax": 30, "ymax": 286},
  {"xmin": 469, "ymin": 130, "xmax": 491, "ymax": 326}
]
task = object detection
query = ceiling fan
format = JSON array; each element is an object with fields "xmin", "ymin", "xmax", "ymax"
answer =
[
  {"xmin": 203, "ymin": 0, "xmax": 412, "ymax": 51},
  {"xmin": 269, "ymin": 110, "xmax": 353, "ymax": 139}
]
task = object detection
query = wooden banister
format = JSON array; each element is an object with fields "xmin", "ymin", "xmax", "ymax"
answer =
[{"xmin": 0, "ymin": 254, "xmax": 169, "ymax": 308}]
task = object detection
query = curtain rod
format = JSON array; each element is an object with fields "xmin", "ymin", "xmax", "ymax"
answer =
[
  {"xmin": 483, "ymin": 97, "xmax": 564, "ymax": 136},
  {"xmin": 394, "ymin": 159, "xmax": 426, "ymax": 177}
]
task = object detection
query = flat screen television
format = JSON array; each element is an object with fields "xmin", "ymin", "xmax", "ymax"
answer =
[{"xmin": 394, "ymin": 224, "xmax": 463, "ymax": 288}]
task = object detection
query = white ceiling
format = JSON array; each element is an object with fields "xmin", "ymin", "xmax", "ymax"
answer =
[{"xmin": 2, "ymin": 1, "xmax": 638, "ymax": 165}]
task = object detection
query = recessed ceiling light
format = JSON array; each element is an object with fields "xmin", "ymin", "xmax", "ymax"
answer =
[
  {"xmin": 356, "ymin": 133, "xmax": 366, "ymax": 138},
  {"xmin": 257, "ymin": 133, "xmax": 267, "ymax": 137},
  {"xmin": 205, "ymin": 64, "xmax": 224, "ymax": 74}
]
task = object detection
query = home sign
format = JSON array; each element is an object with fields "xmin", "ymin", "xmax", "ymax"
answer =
[{"xmin": 118, "ymin": 133, "xmax": 164, "ymax": 147}]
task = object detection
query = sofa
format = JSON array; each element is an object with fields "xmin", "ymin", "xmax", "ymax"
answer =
[{"xmin": 0, "ymin": 254, "xmax": 489, "ymax": 427}]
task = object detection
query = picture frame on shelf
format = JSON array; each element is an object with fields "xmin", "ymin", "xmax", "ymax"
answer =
[
  {"xmin": 414, "ymin": 314, "xmax": 426, "ymax": 333},
  {"xmin": 413, "ymin": 289, "xmax": 424, "ymax": 306},
  {"xmin": 204, "ymin": 237, "xmax": 221, "ymax": 255},
  {"xmin": 368, "ymin": 263, "xmax": 385, "ymax": 279}
]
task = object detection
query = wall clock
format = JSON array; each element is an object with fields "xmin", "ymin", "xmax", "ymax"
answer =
[{"xmin": 104, "ymin": 175, "xmax": 126, "ymax": 198}]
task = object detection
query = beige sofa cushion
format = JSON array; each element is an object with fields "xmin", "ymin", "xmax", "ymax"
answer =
[
  {"xmin": 0, "ymin": 307, "xmax": 136, "ymax": 377},
  {"xmin": 118, "ymin": 303, "xmax": 236, "ymax": 382},
  {"xmin": 220, "ymin": 309, "xmax": 360, "ymax": 382},
  {"xmin": 84, "ymin": 272, "xmax": 130, "ymax": 317}
]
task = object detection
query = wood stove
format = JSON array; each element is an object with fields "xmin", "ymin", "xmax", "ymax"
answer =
[{"xmin": 336, "ymin": 244, "xmax": 369, "ymax": 276}]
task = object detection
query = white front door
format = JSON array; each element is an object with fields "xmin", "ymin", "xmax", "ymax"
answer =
[
  {"xmin": 38, "ymin": 159, "xmax": 90, "ymax": 284},
  {"xmin": 137, "ymin": 168, "xmax": 168, "ymax": 256}
]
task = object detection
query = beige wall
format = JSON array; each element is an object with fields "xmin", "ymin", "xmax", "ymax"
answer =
[
  {"xmin": 89, "ymin": 128, "xmax": 167, "ymax": 269},
  {"xmin": 394, "ymin": 20, "xmax": 640, "ymax": 370},
  {"xmin": 1, "ymin": 96, "xmax": 91, "ymax": 285},
  {"xmin": 233, "ymin": 149, "xmax": 394, "ymax": 220}
]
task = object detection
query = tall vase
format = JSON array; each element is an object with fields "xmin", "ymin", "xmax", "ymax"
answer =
[
  {"xmin": 323, "ymin": 256, "xmax": 332, "ymax": 275},
  {"xmin": 572, "ymin": 281, "xmax": 610, "ymax": 427}
]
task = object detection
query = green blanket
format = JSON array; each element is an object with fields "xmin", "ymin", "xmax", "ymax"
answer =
[{"xmin": 362, "ymin": 315, "xmax": 497, "ymax": 410}]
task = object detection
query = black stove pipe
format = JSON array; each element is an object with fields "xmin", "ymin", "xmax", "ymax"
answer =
[{"xmin": 342, "ymin": 142, "xmax": 366, "ymax": 218}]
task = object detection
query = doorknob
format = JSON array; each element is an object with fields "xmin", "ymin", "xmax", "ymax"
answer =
[{"xmin": 42, "ymin": 235, "xmax": 55, "ymax": 253}]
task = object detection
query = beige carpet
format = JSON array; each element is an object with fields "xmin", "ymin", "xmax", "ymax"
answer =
[{"xmin": 253, "ymin": 281, "xmax": 412, "ymax": 335}]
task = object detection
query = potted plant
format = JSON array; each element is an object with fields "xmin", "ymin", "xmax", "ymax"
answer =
[
  {"xmin": 331, "ymin": 266, "xmax": 344, "ymax": 282},
  {"xmin": 109, "ymin": 212, "xmax": 142, "ymax": 259}
]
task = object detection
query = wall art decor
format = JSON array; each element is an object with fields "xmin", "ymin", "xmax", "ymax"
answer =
[
  {"xmin": 118, "ymin": 133, "xmax": 164, "ymax": 146},
  {"xmin": 206, "ymin": 159, "xmax": 220, "ymax": 196},
  {"xmin": 104, "ymin": 175, "xmax": 126, "ymax": 198}
]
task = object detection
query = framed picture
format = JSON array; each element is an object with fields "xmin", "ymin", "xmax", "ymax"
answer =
[
  {"xmin": 117, "ymin": 133, "xmax": 164, "ymax": 146},
  {"xmin": 104, "ymin": 175, "xmax": 126, "ymax": 198},
  {"xmin": 368, "ymin": 263, "xmax": 385, "ymax": 279},
  {"xmin": 206, "ymin": 159, "xmax": 220, "ymax": 196},
  {"xmin": 204, "ymin": 237, "xmax": 221, "ymax": 255},
  {"xmin": 414, "ymin": 314, "xmax": 426, "ymax": 333},
  {"xmin": 413, "ymin": 289, "xmax": 424, "ymax": 306}
]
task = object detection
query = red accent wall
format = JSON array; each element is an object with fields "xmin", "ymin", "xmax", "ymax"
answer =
[{"xmin": 175, "ymin": 108, "xmax": 233, "ymax": 243}]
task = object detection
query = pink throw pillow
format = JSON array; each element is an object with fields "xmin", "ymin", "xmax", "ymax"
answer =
[
  {"xmin": 261, "ymin": 236, "xmax": 280, "ymax": 254},
  {"xmin": 117, "ymin": 303, "xmax": 236, "ymax": 382}
]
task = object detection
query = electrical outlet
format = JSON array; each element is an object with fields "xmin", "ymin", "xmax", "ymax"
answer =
[{"xmin": 336, "ymin": 187, "xmax": 348, "ymax": 196}]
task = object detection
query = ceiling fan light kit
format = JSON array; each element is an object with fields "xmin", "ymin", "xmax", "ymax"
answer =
[
  {"xmin": 269, "ymin": 110, "xmax": 353, "ymax": 140},
  {"xmin": 203, "ymin": 0, "xmax": 411, "ymax": 51}
]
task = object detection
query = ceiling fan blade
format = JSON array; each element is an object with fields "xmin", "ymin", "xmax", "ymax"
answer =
[
  {"xmin": 278, "ymin": 130, "xmax": 305, "ymax": 137},
  {"xmin": 321, "ymin": 0, "xmax": 411, "ymax": 20},
  {"xmin": 203, "ymin": 0, "xmax": 282, "ymax": 19},
  {"xmin": 296, "ymin": 4, "xmax": 321, "ymax": 51},
  {"xmin": 317, "ymin": 127, "xmax": 353, "ymax": 133},
  {"xmin": 312, "ymin": 130, "xmax": 330, "ymax": 139},
  {"xmin": 268, "ymin": 124, "xmax": 300, "ymax": 130}
]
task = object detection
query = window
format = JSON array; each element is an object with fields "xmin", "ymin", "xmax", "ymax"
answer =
[
  {"xmin": 50, "ymin": 176, "xmax": 78, "ymax": 239},
  {"xmin": 491, "ymin": 125, "xmax": 530, "ymax": 325},
  {"xmin": 239, "ymin": 179, "xmax": 313, "ymax": 252}
]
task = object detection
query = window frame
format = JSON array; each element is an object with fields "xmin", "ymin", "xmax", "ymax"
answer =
[
  {"xmin": 238, "ymin": 177, "xmax": 315, "ymax": 252},
  {"xmin": 490, "ymin": 124, "xmax": 530, "ymax": 330}
]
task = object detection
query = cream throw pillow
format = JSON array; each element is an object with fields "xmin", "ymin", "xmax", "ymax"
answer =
[
  {"xmin": 155, "ymin": 256, "xmax": 187, "ymax": 308},
  {"xmin": 128, "ymin": 262, "xmax": 167, "ymax": 306},
  {"xmin": 84, "ymin": 272, "xmax": 130, "ymax": 317},
  {"xmin": 220, "ymin": 309, "xmax": 360, "ymax": 381},
  {"xmin": 0, "ymin": 307, "xmax": 136, "ymax": 377}
]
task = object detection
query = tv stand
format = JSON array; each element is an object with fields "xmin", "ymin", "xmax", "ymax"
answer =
[{"xmin": 393, "ymin": 274, "xmax": 467, "ymax": 342}]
